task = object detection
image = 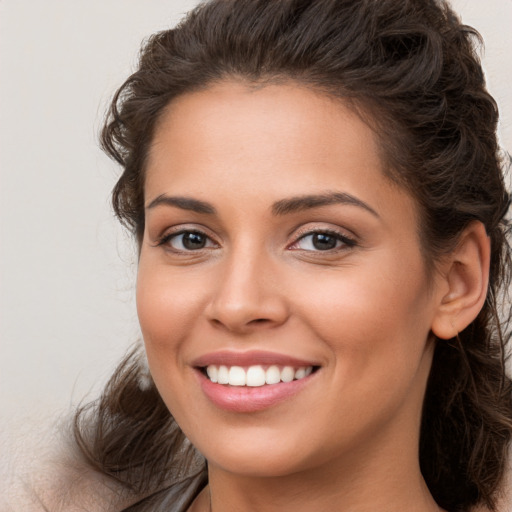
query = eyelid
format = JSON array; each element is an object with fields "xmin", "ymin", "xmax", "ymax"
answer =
[
  {"xmin": 287, "ymin": 225, "xmax": 358, "ymax": 251},
  {"xmin": 153, "ymin": 225, "xmax": 219, "ymax": 250}
]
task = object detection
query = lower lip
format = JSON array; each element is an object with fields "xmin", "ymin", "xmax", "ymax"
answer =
[{"xmin": 197, "ymin": 370, "xmax": 317, "ymax": 413}]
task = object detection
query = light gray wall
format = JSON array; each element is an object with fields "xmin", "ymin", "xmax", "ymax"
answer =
[
  {"xmin": 1, "ymin": 0, "xmax": 511, "ymax": 427},
  {"xmin": 0, "ymin": 0, "xmax": 199, "ymax": 426}
]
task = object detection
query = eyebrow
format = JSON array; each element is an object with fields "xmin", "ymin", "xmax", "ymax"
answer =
[
  {"xmin": 146, "ymin": 194, "xmax": 217, "ymax": 214},
  {"xmin": 145, "ymin": 191, "xmax": 378, "ymax": 218},
  {"xmin": 271, "ymin": 191, "xmax": 379, "ymax": 217}
]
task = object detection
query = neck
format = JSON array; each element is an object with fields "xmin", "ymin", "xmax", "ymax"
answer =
[{"xmin": 195, "ymin": 436, "xmax": 441, "ymax": 512}]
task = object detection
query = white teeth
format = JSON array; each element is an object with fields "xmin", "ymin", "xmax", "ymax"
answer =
[
  {"xmin": 206, "ymin": 365, "xmax": 218, "ymax": 383},
  {"xmin": 281, "ymin": 366, "xmax": 295, "ymax": 383},
  {"xmin": 294, "ymin": 368, "xmax": 306, "ymax": 380},
  {"xmin": 205, "ymin": 364, "xmax": 314, "ymax": 387},
  {"xmin": 218, "ymin": 365, "xmax": 229, "ymax": 384},
  {"xmin": 246, "ymin": 365, "xmax": 266, "ymax": 387},
  {"xmin": 265, "ymin": 365, "xmax": 281, "ymax": 385},
  {"xmin": 228, "ymin": 366, "xmax": 246, "ymax": 386}
]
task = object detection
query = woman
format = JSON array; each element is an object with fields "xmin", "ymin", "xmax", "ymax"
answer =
[{"xmin": 65, "ymin": 0, "xmax": 512, "ymax": 511}]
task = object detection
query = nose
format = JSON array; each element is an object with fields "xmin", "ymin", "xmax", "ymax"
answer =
[{"xmin": 205, "ymin": 249, "xmax": 290, "ymax": 334}]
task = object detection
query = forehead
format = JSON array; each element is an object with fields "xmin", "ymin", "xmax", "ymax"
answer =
[{"xmin": 145, "ymin": 81, "xmax": 414, "ymax": 222}]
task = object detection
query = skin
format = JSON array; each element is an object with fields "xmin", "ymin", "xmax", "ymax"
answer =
[{"xmin": 136, "ymin": 81, "xmax": 482, "ymax": 512}]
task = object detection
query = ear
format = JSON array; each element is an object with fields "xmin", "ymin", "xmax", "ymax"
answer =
[{"xmin": 431, "ymin": 221, "xmax": 490, "ymax": 340}]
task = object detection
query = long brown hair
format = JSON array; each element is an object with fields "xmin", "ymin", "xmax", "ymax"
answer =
[{"xmin": 75, "ymin": 1, "xmax": 512, "ymax": 510}]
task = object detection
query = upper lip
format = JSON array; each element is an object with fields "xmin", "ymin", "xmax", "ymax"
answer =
[{"xmin": 191, "ymin": 350, "xmax": 320, "ymax": 368}]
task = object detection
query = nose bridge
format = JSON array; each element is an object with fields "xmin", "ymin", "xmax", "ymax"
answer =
[{"xmin": 207, "ymin": 239, "xmax": 288, "ymax": 331}]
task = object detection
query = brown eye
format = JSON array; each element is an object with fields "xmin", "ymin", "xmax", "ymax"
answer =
[
  {"xmin": 162, "ymin": 230, "xmax": 216, "ymax": 251},
  {"xmin": 311, "ymin": 233, "xmax": 337, "ymax": 250},
  {"xmin": 181, "ymin": 232, "xmax": 207, "ymax": 249},
  {"xmin": 291, "ymin": 230, "xmax": 356, "ymax": 252}
]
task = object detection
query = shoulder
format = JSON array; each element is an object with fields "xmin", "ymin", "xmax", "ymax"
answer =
[{"xmin": 0, "ymin": 414, "xmax": 134, "ymax": 512}]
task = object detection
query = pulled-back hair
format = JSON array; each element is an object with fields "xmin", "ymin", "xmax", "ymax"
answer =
[{"xmin": 75, "ymin": 1, "xmax": 512, "ymax": 510}]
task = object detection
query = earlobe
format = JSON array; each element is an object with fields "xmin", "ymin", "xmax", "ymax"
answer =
[{"xmin": 431, "ymin": 222, "xmax": 490, "ymax": 340}]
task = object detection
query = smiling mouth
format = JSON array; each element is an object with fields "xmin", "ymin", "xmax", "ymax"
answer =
[{"xmin": 200, "ymin": 364, "xmax": 319, "ymax": 387}]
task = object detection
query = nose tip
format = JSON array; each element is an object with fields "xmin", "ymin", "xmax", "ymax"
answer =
[{"xmin": 205, "ymin": 259, "xmax": 289, "ymax": 333}]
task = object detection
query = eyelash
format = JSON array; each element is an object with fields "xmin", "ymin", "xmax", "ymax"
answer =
[
  {"xmin": 156, "ymin": 229, "xmax": 217, "ymax": 251},
  {"xmin": 155, "ymin": 227, "xmax": 357, "ymax": 253},
  {"xmin": 289, "ymin": 228, "xmax": 357, "ymax": 252}
]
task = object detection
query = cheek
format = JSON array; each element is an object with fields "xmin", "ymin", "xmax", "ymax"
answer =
[
  {"xmin": 135, "ymin": 265, "xmax": 203, "ymax": 415},
  {"xmin": 136, "ymin": 264, "xmax": 205, "ymax": 361},
  {"xmin": 294, "ymin": 256, "xmax": 433, "ymax": 379},
  {"xmin": 289, "ymin": 262, "xmax": 434, "ymax": 446}
]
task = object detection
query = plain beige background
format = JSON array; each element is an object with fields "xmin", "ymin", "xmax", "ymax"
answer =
[{"xmin": 0, "ymin": 2, "xmax": 511, "ymax": 502}]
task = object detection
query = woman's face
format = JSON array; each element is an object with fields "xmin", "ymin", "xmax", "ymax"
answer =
[{"xmin": 137, "ymin": 82, "xmax": 444, "ymax": 477}]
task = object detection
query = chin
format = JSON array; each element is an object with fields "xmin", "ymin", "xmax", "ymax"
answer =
[
  {"xmin": 190, "ymin": 429, "xmax": 325, "ymax": 478},
  {"xmin": 207, "ymin": 451, "xmax": 307, "ymax": 478}
]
